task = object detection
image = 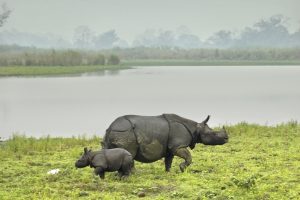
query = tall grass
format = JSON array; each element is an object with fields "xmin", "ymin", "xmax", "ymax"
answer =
[
  {"xmin": 0, "ymin": 48, "xmax": 120, "ymax": 66},
  {"xmin": 0, "ymin": 134, "xmax": 100, "ymax": 156}
]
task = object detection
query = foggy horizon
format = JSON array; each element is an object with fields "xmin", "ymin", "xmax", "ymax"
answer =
[{"xmin": 1, "ymin": 0, "xmax": 300, "ymax": 43}]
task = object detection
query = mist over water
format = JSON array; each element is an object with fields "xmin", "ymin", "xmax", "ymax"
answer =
[{"xmin": 1, "ymin": 66, "xmax": 300, "ymax": 138}]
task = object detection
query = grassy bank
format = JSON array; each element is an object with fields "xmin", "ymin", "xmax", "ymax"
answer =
[
  {"xmin": 1, "ymin": 60, "xmax": 300, "ymax": 77},
  {"xmin": 0, "ymin": 65, "xmax": 128, "ymax": 77},
  {"xmin": 0, "ymin": 122, "xmax": 299, "ymax": 199}
]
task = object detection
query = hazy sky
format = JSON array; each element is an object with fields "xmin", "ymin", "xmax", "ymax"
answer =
[{"xmin": 1, "ymin": 0, "xmax": 300, "ymax": 42}]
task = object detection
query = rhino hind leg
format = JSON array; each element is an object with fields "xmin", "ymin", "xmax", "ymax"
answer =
[{"xmin": 174, "ymin": 148, "xmax": 192, "ymax": 172}]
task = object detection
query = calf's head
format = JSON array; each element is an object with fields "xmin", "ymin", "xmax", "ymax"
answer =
[
  {"xmin": 75, "ymin": 147, "xmax": 91, "ymax": 168},
  {"xmin": 196, "ymin": 115, "xmax": 229, "ymax": 145}
]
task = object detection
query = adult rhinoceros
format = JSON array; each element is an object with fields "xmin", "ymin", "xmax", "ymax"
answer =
[{"xmin": 102, "ymin": 114, "xmax": 228, "ymax": 172}]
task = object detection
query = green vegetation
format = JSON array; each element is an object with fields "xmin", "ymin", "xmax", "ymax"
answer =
[
  {"xmin": 0, "ymin": 48, "xmax": 120, "ymax": 67},
  {"xmin": 0, "ymin": 122, "xmax": 299, "ymax": 199},
  {"xmin": 0, "ymin": 65, "xmax": 128, "ymax": 76},
  {"xmin": 107, "ymin": 54, "xmax": 121, "ymax": 65}
]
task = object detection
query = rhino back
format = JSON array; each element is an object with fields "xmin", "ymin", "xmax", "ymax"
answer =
[{"xmin": 108, "ymin": 116, "xmax": 132, "ymax": 131}]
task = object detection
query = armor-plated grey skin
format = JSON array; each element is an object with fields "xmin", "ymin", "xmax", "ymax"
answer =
[
  {"xmin": 75, "ymin": 147, "xmax": 133, "ymax": 179},
  {"xmin": 102, "ymin": 114, "xmax": 228, "ymax": 172}
]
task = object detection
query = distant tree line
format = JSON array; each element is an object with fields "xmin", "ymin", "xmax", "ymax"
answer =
[
  {"xmin": 0, "ymin": 48, "xmax": 120, "ymax": 66},
  {"xmin": 132, "ymin": 15, "xmax": 300, "ymax": 49},
  {"xmin": 1, "ymin": 15, "xmax": 299, "ymax": 49}
]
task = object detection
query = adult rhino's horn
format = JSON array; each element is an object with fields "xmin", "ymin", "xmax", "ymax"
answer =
[{"xmin": 202, "ymin": 115, "xmax": 210, "ymax": 124}]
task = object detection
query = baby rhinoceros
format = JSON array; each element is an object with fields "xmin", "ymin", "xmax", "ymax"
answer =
[{"xmin": 75, "ymin": 147, "xmax": 133, "ymax": 179}]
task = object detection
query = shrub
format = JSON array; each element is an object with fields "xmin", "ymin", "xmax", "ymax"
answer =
[
  {"xmin": 107, "ymin": 54, "xmax": 120, "ymax": 65},
  {"xmin": 93, "ymin": 54, "xmax": 105, "ymax": 65}
]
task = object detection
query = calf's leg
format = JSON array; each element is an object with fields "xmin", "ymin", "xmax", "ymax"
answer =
[
  {"xmin": 94, "ymin": 167, "xmax": 105, "ymax": 179},
  {"xmin": 120, "ymin": 156, "xmax": 132, "ymax": 178},
  {"xmin": 174, "ymin": 148, "xmax": 192, "ymax": 172}
]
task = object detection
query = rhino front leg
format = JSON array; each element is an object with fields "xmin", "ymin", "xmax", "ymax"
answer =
[
  {"xmin": 165, "ymin": 152, "xmax": 174, "ymax": 172},
  {"xmin": 94, "ymin": 167, "xmax": 105, "ymax": 179},
  {"xmin": 174, "ymin": 148, "xmax": 192, "ymax": 172}
]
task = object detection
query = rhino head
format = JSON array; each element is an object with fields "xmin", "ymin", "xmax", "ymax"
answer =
[
  {"xmin": 196, "ymin": 115, "xmax": 229, "ymax": 145},
  {"xmin": 75, "ymin": 147, "xmax": 91, "ymax": 168}
]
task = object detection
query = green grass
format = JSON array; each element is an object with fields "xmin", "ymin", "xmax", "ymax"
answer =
[
  {"xmin": 0, "ymin": 65, "xmax": 128, "ymax": 77},
  {"xmin": 0, "ymin": 122, "xmax": 299, "ymax": 199}
]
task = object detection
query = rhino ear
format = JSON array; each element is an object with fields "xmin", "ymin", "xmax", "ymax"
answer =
[
  {"xmin": 202, "ymin": 115, "xmax": 210, "ymax": 124},
  {"xmin": 84, "ymin": 147, "xmax": 88, "ymax": 153}
]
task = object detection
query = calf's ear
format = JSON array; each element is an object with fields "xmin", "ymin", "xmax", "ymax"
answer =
[{"xmin": 84, "ymin": 147, "xmax": 88, "ymax": 153}]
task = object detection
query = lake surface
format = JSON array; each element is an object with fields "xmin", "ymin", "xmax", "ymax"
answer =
[{"xmin": 1, "ymin": 66, "xmax": 300, "ymax": 138}]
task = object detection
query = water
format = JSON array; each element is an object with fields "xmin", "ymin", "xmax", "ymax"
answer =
[{"xmin": 1, "ymin": 66, "xmax": 300, "ymax": 138}]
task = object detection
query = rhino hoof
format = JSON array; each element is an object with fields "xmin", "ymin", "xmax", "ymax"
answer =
[
  {"xmin": 120, "ymin": 175, "xmax": 129, "ymax": 180},
  {"xmin": 179, "ymin": 163, "xmax": 185, "ymax": 172}
]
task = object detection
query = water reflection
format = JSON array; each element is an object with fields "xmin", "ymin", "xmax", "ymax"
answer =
[{"xmin": 82, "ymin": 69, "xmax": 122, "ymax": 77}]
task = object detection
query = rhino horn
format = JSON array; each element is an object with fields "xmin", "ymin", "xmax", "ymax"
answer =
[
  {"xmin": 202, "ymin": 115, "xmax": 210, "ymax": 124},
  {"xmin": 84, "ymin": 147, "xmax": 88, "ymax": 153}
]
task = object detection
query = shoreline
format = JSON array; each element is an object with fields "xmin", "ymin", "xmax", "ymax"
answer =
[
  {"xmin": 1, "ymin": 60, "xmax": 300, "ymax": 77},
  {"xmin": 0, "ymin": 65, "xmax": 129, "ymax": 77},
  {"xmin": 123, "ymin": 59, "xmax": 300, "ymax": 66}
]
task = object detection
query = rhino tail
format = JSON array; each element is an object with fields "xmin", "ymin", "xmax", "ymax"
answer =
[
  {"xmin": 100, "ymin": 141, "xmax": 106, "ymax": 149},
  {"xmin": 101, "ymin": 129, "xmax": 110, "ymax": 149},
  {"xmin": 131, "ymin": 159, "xmax": 135, "ymax": 171}
]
